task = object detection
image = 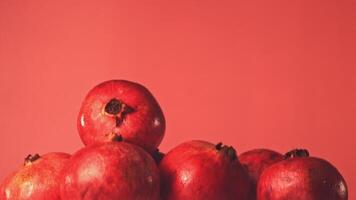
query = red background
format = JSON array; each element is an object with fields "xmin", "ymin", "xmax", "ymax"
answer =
[{"xmin": 1, "ymin": 0, "xmax": 355, "ymax": 197}]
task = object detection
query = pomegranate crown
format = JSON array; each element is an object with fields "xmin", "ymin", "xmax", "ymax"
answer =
[
  {"xmin": 284, "ymin": 149, "xmax": 309, "ymax": 159},
  {"xmin": 215, "ymin": 142, "xmax": 237, "ymax": 161},
  {"xmin": 24, "ymin": 154, "xmax": 40, "ymax": 166}
]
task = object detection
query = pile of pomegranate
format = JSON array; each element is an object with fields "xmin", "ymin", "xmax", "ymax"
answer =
[{"xmin": 0, "ymin": 80, "xmax": 348, "ymax": 200}]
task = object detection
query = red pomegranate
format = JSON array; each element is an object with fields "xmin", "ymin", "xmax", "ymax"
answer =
[
  {"xmin": 77, "ymin": 80, "xmax": 165, "ymax": 153},
  {"xmin": 257, "ymin": 149, "xmax": 348, "ymax": 200},
  {"xmin": 159, "ymin": 140, "xmax": 250, "ymax": 200},
  {"xmin": 0, "ymin": 152, "xmax": 70, "ymax": 200},
  {"xmin": 59, "ymin": 139, "xmax": 160, "ymax": 200},
  {"xmin": 239, "ymin": 149, "xmax": 283, "ymax": 200}
]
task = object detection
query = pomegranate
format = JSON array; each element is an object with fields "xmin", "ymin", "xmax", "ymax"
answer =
[
  {"xmin": 257, "ymin": 149, "xmax": 348, "ymax": 200},
  {"xmin": 0, "ymin": 152, "xmax": 70, "ymax": 200},
  {"xmin": 59, "ymin": 139, "xmax": 160, "ymax": 200},
  {"xmin": 77, "ymin": 80, "xmax": 165, "ymax": 153},
  {"xmin": 159, "ymin": 140, "xmax": 250, "ymax": 200},
  {"xmin": 239, "ymin": 149, "xmax": 283, "ymax": 200}
]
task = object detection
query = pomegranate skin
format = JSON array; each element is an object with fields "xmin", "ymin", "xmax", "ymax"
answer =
[
  {"xmin": 77, "ymin": 80, "xmax": 165, "ymax": 153},
  {"xmin": 59, "ymin": 141, "xmax": 160, "ymax": 200},
  {"xmin": 239, "ymin": 149, "xmax": 283, "ymax": 200},
  {"xmin": 159, "ymin": 140, "xmax": 250, "ymax": 200},
  {"xmin": 0, "ymin": 152, "xmax": 70, "ymax": 200},
  {"xmin": 257, "ymin": 150, "xmax": 348, "ymax": 200}
]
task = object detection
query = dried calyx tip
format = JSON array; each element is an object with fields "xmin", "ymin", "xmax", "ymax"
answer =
[
  {"xmin": 284, "ymin": 149, "xmax": 309, "ymax": 159},
  {"xmin": 104, "ymin": 98, "xmax": 134, "ymax": 127},
  {"xmin": 24, "ymin": 154, "xmax": 40, "ymax": 166},
  {"xmin": 111, "ymin": 134, "xmax": 123, "ymax": 142},
  {"xmin": 105, "ymin": 99, "xmax": 122, "ymax": 115},
  {"xmin": 215, "ymin": 142, "xmax": 223, "ymax": 150},
  {"xmin": 215, "ymin": 142, "xmax": 237, "ymax": 161}
]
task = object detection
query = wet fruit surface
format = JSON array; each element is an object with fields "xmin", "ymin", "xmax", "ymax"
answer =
[
  {"xmin": 159, "ymin": 140, "xmax": 250, "ymax": 200},
  {"xmin": 60, "ymin": 141, "xmax": 160, "ymax": 200},
  {"xmin": 77, "ymin": 80, "xmax": 165, "ymax": 153},
  {"xmin": 257, "ymin": 149, "xmax": 348, "ymax": 200},
  {"xmin": 0, "ymin": 152, "xmax": 70, "ymax": 200},
  {"xmin": 239, "ymin": 149, "xmax": 283, "ymax": 200}
]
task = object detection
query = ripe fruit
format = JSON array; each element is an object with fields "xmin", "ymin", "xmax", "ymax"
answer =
[
  {"xmin": 77, "ymin": 80, "xmax": 165, "ymax": 153},
  {"xmin": 257, "ymin": 149, "xmax": 348, "ymax": 200},
  {"xmin": 60, "ymin": 139, "xmax": 160, "ymax": 200},
  {"xmin": 239, "ymin": 149, "xmax": 283, "ymax": 200},
  {"xmin": 0, "ymin": 152, "xmax": 70, "ymax": 200},
  {"xmin": 159, "ymin": 140, "xmax": 250, "ymax": 200}
]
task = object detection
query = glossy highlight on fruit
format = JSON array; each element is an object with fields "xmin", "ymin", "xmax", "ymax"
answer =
[
  {"xmin": 159, "ymin": 140, "xmax": 250, "ymax": 200},
  {"xmin": 239, "ymin": 149, "xmax": 283, "ymax": 200},
  {"xmin": 257, "ymin": 149, "xmax": 348, "ymax": 200},
  {"xmin": 0, "ymin": 152, "xmax": 70, "ymax": 200},
  {"xmin": 77, "ymin": 80, "xmax": 165, "ymax": 153},
  {"xmin": 60, "ymin": 141, "xmax": 160, "ymax": 200}
]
